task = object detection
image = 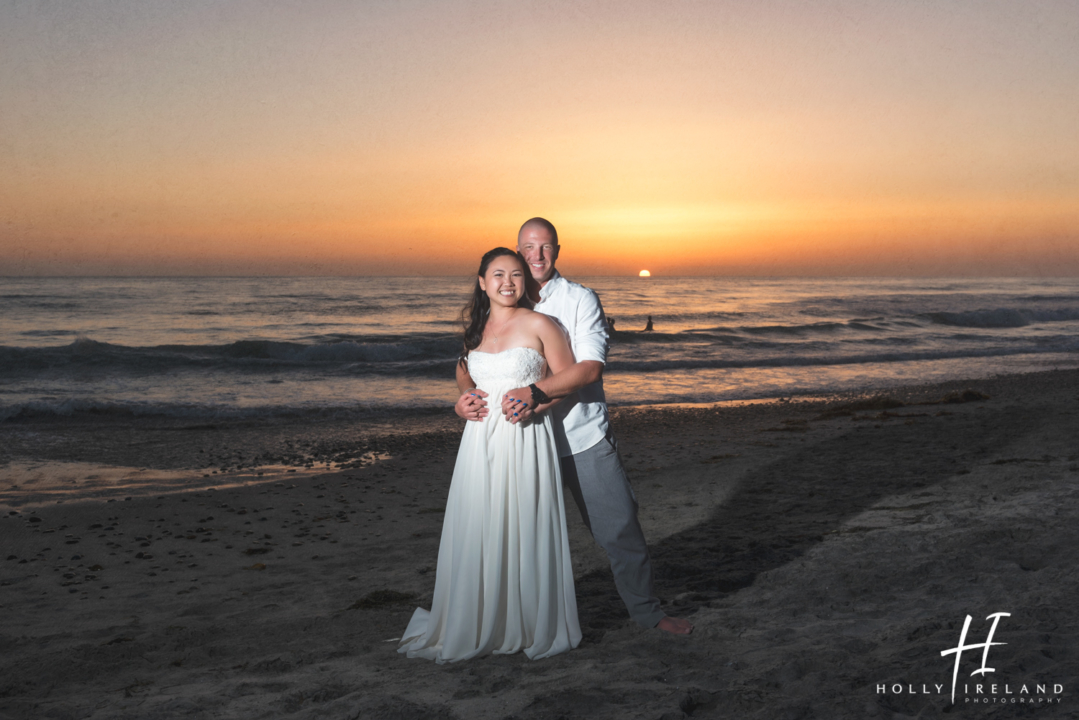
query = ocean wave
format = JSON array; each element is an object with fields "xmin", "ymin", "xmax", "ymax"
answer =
[
  {"xmin": 0, "ymin": 397, "xmax": 452, "ymax": 423},
  {"xmin": 217, "ymin": 338, "xmax": 457, "ymax": 363},
  {"xmin": 739, "ymin": 321, "xmax": 869, "ymax": 335},
  {"xmin": 0, "ymin": 336, "xmax": 462, "ymax": 375},
  {"xmin": 1016, "ymin": 294, "xmax": 1079, "ymax": 302},
  {"xmin": 611, "ymin": 331, "xmax": 732, "ymax": 344},
  {"xmin": 605, "ymin": 343, "xmax": 1079, "ymax": 373},
  {"xmin": 924, "ymin": 308, "xmax": 1079, "ymax": 328},
  {"xmin": 5, "ymin": 318, "xmax": 1078, "ymax": 380},
  {"xmin": 611, "ymin": 319, "xmax": 887, "ymax": 342}
]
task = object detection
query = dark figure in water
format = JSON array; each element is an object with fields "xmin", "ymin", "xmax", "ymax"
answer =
[
  {"xmin": 607, "ymin": 316, "xmax": 616, "ymax": 332},
  {"xmin": 644, "ymin": 315, "xmax": 654, "ymax": 332}
]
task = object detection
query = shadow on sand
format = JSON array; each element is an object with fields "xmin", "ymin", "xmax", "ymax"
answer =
[{"xmin": 575, "ymin": 401, "xmax": 1031, "ymax": 639}]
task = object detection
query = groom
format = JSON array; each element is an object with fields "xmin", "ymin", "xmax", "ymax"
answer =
[{"xmin": 454, "ymin": 217, "xmax": 693, "ymax": 636}]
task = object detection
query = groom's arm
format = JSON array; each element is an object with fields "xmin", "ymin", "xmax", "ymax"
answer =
[
  {"xmin": 530, "ymin": 360, "xmax": 603, "ymax": 402},
  {"xmin": 503, "ymin": 289, "xmax": 608, "ymax": 419},
  {"xmin": 535, "ymin": 287, "xmax": 609, "ymax": 400},
  {"xmin": 502, "ymin": 360, "xmax": 600, "ymax": 422}
]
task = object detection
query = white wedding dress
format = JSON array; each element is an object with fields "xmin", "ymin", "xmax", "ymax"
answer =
[{"xmin": 398, "ymin": 346, "xmax": 581, "ymax": 662}]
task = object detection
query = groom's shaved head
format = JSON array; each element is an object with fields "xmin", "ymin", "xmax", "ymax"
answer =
[
  {"xmin": 518, "ymin": 217, "xmax": 558, "ymax": 245},
  {"xmin": 517, "ymin": 217, "xmax": 559, "ymax": 286}
]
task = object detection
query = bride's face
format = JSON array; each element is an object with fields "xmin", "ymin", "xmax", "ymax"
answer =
[{"xmin": 479, "ymin": 255, "xmax": 527, "ymax": 308}]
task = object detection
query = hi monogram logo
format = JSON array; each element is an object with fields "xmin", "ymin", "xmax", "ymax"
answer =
[
  {"xmin": 939, "ymin": 612, "xmax": 1010, "ymax": 704},
  {"xmin": 875, "ymin": 610, "xmax": 1064, "ymax": 707}
]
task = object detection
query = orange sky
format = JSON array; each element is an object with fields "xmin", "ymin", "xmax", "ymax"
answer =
[{"xmin": 2, "ymin": 1, "xmax": 1077, "ymax": 276}]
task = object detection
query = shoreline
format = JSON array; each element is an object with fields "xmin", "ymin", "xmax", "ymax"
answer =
[
  {"xmin": 1, "ymin": 367, "xmax": 1077, "ymax": 718},
  {"xmin": 3, "ymin": 366, "xmax": 1069, "ymax": 483},
  {"xmin": 5, "ymin": 348, "xmax": 1076, "ymax": 426}
]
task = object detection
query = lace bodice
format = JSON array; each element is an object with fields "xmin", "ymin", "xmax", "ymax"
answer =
[{"xmin": 466, "ymin": 347, "xmax": 547, "ymax": 390}]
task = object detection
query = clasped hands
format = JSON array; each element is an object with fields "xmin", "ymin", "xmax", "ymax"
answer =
[{"xmin": 454, "ymin": 386, "xmax": 536, "ymax": 425}]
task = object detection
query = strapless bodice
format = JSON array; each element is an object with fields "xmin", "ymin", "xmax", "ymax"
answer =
[{"xmin": 467, "ymin": 346, "xmax": 546, "ymax": 389}]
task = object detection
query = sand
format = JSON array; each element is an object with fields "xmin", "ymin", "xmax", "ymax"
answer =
[{"xmin": 1, "ymin": 369, "xmax": 1078, "ymax": 719}]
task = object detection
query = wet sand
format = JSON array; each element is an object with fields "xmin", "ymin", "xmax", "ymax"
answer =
[{"xmin": 1, "ymin": 369, "xmax": 1077, "ymax": 719}]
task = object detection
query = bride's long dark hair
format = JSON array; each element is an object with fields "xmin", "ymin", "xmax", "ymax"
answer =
[{"xmin": 459, "ymin": 247, "xmax": 533, "ymax": 366}]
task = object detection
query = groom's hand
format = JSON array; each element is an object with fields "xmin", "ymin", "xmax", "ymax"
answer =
[
  {"xmin": 502, "ymin": 387, "xmax": 535, "ymax": 424},
  {"xmin": 455, "ymin": 389, "xmax": 488, "ymax": 422}
]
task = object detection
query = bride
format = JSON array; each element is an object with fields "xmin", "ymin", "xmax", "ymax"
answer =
[{"xmin": 398, "ymin": 247, "xmax": 582, "ymax": 662}]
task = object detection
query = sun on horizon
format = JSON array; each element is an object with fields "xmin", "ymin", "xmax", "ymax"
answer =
[{"xmin": 639, "ymin": 270, "xmax": 651, "ymax": 277}]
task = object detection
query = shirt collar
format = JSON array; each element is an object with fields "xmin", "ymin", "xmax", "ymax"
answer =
[{"xmin": 538, "ymin": 269, "xmax": 563, "ymax": 301}]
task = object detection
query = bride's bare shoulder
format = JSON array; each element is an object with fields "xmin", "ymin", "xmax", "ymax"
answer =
[{"xmin": 517, "ymin": 309, "xmax": 559, "ymax": 331}]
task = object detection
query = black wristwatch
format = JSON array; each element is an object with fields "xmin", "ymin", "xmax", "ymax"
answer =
[{"xmin": 528, "ymin": 383, "xmax": 551, "ymax": 405}]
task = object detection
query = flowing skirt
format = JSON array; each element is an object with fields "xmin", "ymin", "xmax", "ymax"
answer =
[{"xmin": 398, "ymin": 397, "xmax": 580, "ymax": 663}]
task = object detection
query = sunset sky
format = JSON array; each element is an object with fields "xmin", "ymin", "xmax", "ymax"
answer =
[{"xmin": 2, "ymin": 0, "xmax": 1077, "ymax": 276}]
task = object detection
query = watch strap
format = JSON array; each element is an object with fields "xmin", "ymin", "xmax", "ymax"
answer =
[{"xmin": 528, "ymin": 383, "xmax": 551, "ymax": 405}]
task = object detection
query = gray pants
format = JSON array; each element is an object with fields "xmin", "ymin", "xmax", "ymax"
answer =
[{"xmin": 560, "ymin": 430, "xmax": 665, "ymax": 628}]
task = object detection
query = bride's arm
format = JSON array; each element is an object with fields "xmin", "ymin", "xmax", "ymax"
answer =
[
  {"xmin": 454, "ymin": 359, "xmax": 489, "ymax": 422},
  {"xmin": 537, "ymin": 315, "xmax": 576, "ymax": 375},
  {"xmin": 502, "ymin": 314, "xmax": 578, "ymax": 423},
  {"xmin": 456, "ymin": 361, "xmax": 477, "ymax": 393}
]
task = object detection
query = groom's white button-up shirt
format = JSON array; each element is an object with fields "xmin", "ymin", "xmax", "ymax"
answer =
[{"xmin": 534, "ymin": 270, "xmax": 611, "ymax": 457}]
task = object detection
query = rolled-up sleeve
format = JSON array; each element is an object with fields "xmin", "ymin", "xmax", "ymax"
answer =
[{"xmin": 573, "ymin": 289, "xmax": 610, "ymax": 364}]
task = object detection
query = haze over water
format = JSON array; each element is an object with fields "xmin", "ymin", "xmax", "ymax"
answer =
[{"xmin": 3, "ymin": 276, "xmax": 1078, "ymax": 423}]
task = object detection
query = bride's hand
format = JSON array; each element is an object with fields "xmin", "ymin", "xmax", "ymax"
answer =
[
  {"xmin": 502, "ymin": 388, "xmax": 534, "ymax": 424},
  {"xmin": 455, "ymin": 389, "xmax": 489, "ymax": 422}
]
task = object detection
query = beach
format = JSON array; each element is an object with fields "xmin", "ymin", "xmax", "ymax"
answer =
[
  {"xmin": 6, "ymin": 0, "xmax": 1079, "ymax": 715},
  {"xmin": 2, "ymin": 367, "xmax": 1076, "ymax": 719}
]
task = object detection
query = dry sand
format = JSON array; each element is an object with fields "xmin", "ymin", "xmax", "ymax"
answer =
[{"xmin": 2, "ymin": 369, "xmax": 1078, "ymax": 719}]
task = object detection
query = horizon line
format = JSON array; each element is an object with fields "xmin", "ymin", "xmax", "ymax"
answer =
[{"xmin": 3, "ymin": 273, "xmax": 1079, "ymax": 280}]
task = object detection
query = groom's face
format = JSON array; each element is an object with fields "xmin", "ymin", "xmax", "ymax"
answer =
[{"xmin": 517, "ymin": 227, "xmax": 559, "ymax": 284}]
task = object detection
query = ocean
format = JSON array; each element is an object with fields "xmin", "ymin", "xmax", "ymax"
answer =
[{"xmin": 2, "ymin": 276, "xmax": 1079, "ymax": 423}]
